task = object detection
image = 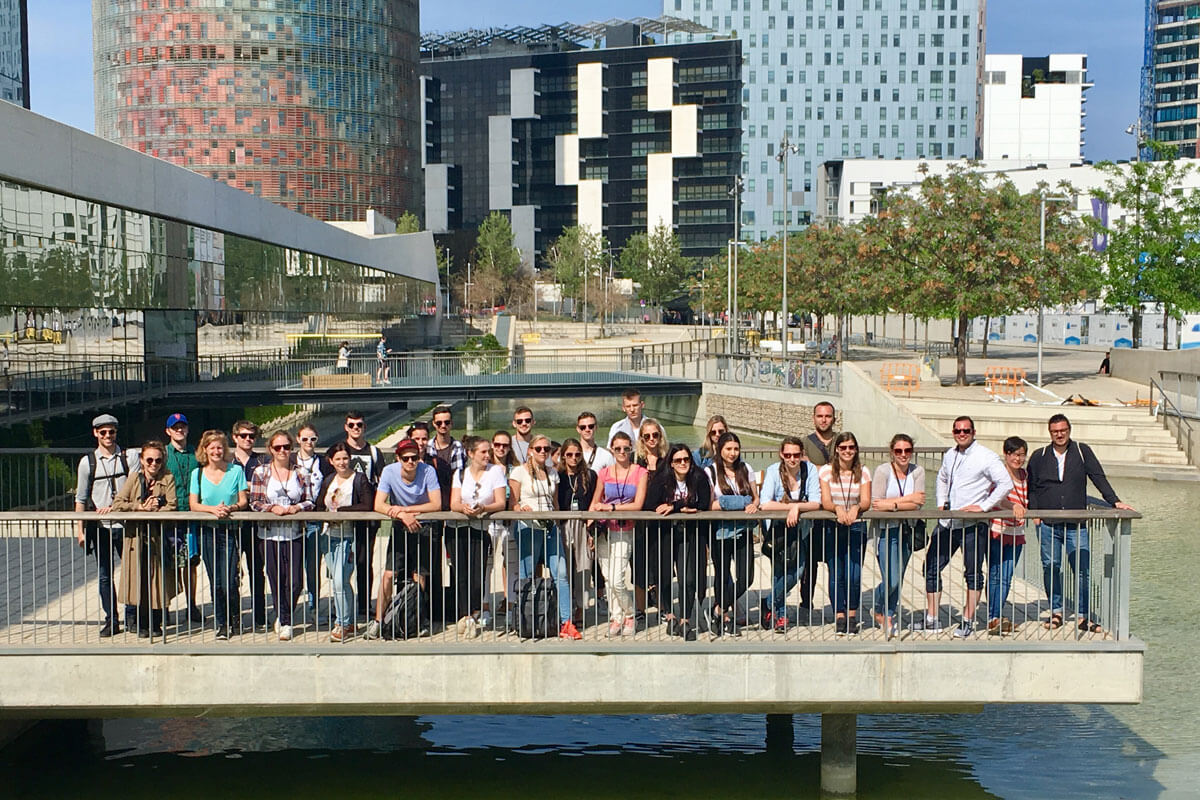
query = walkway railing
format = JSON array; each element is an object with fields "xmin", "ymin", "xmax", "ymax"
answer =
[
  {"xmin": 0, "ymin": 508, "xmax": 1135, "ymax": 647},
  {"xmin": 0, "ymin": 360, "xmax": 175, "ymax": 424},
  {"xmin": 1151, "ymin": 373, "xmax": 1196, "ymax": 466}
]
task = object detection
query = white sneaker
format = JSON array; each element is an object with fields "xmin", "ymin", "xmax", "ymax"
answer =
[
  {"xmin": 362, "ymin": 619, "xmax": 382, "ymax": 640},
  {"xmin": 278, "ymin": 624, "xmax": 293, "ymax": 641},
  {"xmin": 922, "ymin": 616, "xmax": 945, "ymax": 633},
  {"xmin": 480, "ymin": 611, "xmax": 493, "ymax": 629}
]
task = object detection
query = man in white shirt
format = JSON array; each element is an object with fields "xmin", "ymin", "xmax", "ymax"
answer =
[
  {"xmin": 576, "ymin": 411, "xmax": 614, "ymax": 471},
  {"xmin": 606, "ymin": 388, "xmax": 646, "ymax": 447},
  {"xmin": 923, "ymin": 415, "xmax": 1012, "ymax": 638}
]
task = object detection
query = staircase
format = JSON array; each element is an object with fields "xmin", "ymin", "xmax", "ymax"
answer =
[
  {"xmin": 440, "ymin": 316, "xmax": 486, "ymax": 346},
  {"xmin": 898, "ymin": 397, "xmax": 1198, "ymax": 480}
]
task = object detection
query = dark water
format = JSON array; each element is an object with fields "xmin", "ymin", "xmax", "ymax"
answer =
[{"xmin": 0, "ymin": 479, "xmax": 1190, "ymax": 798}]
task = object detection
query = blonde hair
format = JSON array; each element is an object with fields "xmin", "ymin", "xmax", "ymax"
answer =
[
  {"xmin": 195, "ymin": 430, "xmax": 230, "ymax": 466},
  {"xmin": 635, "ymin": 417, "xmax": 669, "ymax": 464},
  {"xmin": 526, "ymin": 433, "xmax": 552, "ymax": 480}
]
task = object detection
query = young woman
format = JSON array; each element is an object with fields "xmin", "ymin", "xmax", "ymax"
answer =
[
  {"xmin": 314, "ymin": 442, "xmax": 374, "ymax": 642},
  {"xmin": 647, "ymin": 443, "xmax": 711, "ymax": 641},
  {"xmin": 249, "ymin": 429, "xmax": 315, "ymax": 642},
  {"xmin": 509, "ymin": 434, "xmax": 579, "ymax": 639},
  {"xmin": 633, "ymin": 417, "xmax": 670, "ymax": 622},
  {"xmin": 295, "ymin": 423, "xmax": 325, "ymax": 616},
  {"xmin": 589, "ymin": 431, "xmax": 648, "ymax": 638},
  {"xmin": 758, "ymin": 436, "xmax": 821, "ymax": 633},
  {"xmin": 870, "ymin": 433, "xmax": 926, "ymax": 637},
  {"xmin": 112, "ymin": 441, "xmax": 178, "ymax": 639},
  {"xmin": 987, "ymin": 436, "xmax": 1028, "ymax": 636},
  {"xmin": 693, "ymin": 415, "xmax": 728, "ymax": 469},
  {"xmin": 819, "ymin": 431, "xmax": 872, "ymax": 635},
  {"xmin": 189, "ymin": 430, "xmax": 249, "ymax": 641},
  {"xmin": 450, "ymin": 436, "xmax": 507, "ymax": 637},
  {"xmin": 556, "ymin": 437, "xmax": 597, "ymax": 626},
  {"xmin": 705, "ymin": 431, "xmax": 759, "ymax": 637},
  {"xmin": 635, "ymin": 418, "xmax": 669, "ymax": 472}
]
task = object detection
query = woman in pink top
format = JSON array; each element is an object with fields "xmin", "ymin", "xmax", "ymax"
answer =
[
  {"xmin": 987, "ymin": 436, "xmax": 1028, "ymax": 635},
  {"xmin": 589, "ymin": 431, "xmax": 648, "ymax": 637}
]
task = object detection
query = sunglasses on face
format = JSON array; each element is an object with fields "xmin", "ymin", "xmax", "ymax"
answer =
[
  {"xmin": 612, "ymin": 446, "xmax": 632, "ymax": 453},
  {"xmin": 577, "ymin": 422, "xmax": 595, "ymax": 430},
  {"xmin": 1049, "ymin": 428, "xmax": 1070, "ymax": 435},
  {"xmin": 564, "ymin": 452, "xmax": 582, "ymax": 459},
  {"xmin": 781, "ymin": 451, "xmax": 802, "ymax": 459},
  {"xmin": 299, "ymin": 436, "xmax": 317, "ymax": 443},
  {"xmin": 492, "ymin": 442, "xmax": 510, "ymax": 449},
  {"xmin": 711, "ymin": 429, "xmax": 726, "ymax": 437},
  {"xmin": 346, "ymin": 421, "xmax": 364, "ymax": 429},
  {"xmin": 514, "ymin": 417, "xmax": 532, "ymax": 425},
  {"xmin": 642, "ymin": 432, "xmax": 661, "ymax": 440},
  {"xmin": 530, "ymin": 445, "xmax": 550, "ymax": 453},
  {"xmin": 953, "ymin": 428, "xmax": 973, "ymax": 435},
  {"xmin": 143, "ymin": 457, "xmax": 163, "ymax": 465},
  {"xmin": 271, "ymin": 444, "xmax": 291, "ymax": 452},
  {"xmin": 235, "ymin": 432, "xmax": 255, "ymax": 439},
  {"xmin": 836, "ymin": 444, "xmax": 858, "ymax": 452},
  {"xmin": 433, "ymin": 419, "xmax": 451, "ymax": 427},
  {"xmin": 399, "ymin": 454, "xmax": 420, "ymax": 463},
  {"xmin": 670, "ymin": 456, "xmax": 690, "ymax": 464},
  {"xmin": 97, "ymin": 429, "xmax": 117, "ymax": 437},
  {"xmin": 893, "ymin": 447, "xmax": 913, "ymax": 455}
]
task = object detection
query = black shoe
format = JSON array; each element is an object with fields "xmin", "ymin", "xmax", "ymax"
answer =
[
  {"xmin": 99, "ymin": 622, "xmax": 119, "ymax": 638},
  {"xmin": 137, "ymin": 628, "xmax": 150, "ymax": 639},
  {"xmin": 151, "ymin": 627, "xmax": 164, "ymax": 639},
  {"xmin": 635, "ymin": 611, "xmax": 647, "ymax": 632},
  {"xmin": 710, "ymin": 613, "xmax": 724, "ymax": 637},
  {"xmin": 726, "ymin": 617, "xmax": 741, "ymax": 637},
  {"xmin": 846, "ymin": 617, "xmax": 860, "ymax": 636},
  {"xmin": 253, "ymin": 620, "xmax": 268, "ymax": 634},
  {"xmin": 215, "ymin": 626, "xmax": 230, "ymax": 641},
  {"xmin": 188, "ymin": 606, "xmax": 203, "ymax": 623},
  {"xmin": 682, "ymin": 622, "xmax": 697, "ymax": 642},
  {"xmin": 667, "ymin": 618, "xmax": 682, "ymax": 637},
  {"xmin": 835, "ymin": 617, "xmax": 848, "ymax": 636},
  {"xmin": 761, "ymin": 599, "xmax": 773, "ymax": 630}
]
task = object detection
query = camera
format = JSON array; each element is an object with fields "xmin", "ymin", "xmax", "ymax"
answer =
[{"xmin": 942, "ymin": 501, "xmax": 951, "ymax": 511}]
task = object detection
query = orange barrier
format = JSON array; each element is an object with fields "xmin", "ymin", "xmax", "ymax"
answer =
[
  {"xmin": 880, "ymin": 362, "xmax": 920, "ymax": 395},
  {"xmin": 984, "ymin": 366, "xmax": 1027, "ymax": 401}
]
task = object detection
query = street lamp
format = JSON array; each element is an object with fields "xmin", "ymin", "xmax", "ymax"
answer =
[
  {"xmin": 1037, "ymin": 193, "xmax": 1073, "ymax": 387},
  {"xmin": 776, "ymin": 135, "xmax": 800, "ymax": 357},
  {"xmin": 728, "ymin": 175, "xmax": 744, "ymax": 352},
  {"xmin": 1125, "ymin": 119, "xmax": 1145, "ymax": 163}
]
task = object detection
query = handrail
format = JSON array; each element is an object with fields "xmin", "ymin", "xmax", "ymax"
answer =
[{"xmin": 1150, "ymin": 375, "xmax": 1195, "ymax": 466}]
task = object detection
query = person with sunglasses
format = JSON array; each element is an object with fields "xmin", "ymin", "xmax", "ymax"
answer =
[
  {"xmin": 339, "ymin": 411, "xmax": 384, "ymax": 620},
  {"xmin": 693, "ymin": 415, "xmax": 728, "ymax": 469},
  {"xmin": 510, "ymin": 434, "xmax": 579, "ymax": 639},
  {"xmin": 589, "ymin": 431, "xmax": 647, "ymax": 637},
  {"xmin": 633, "ymin": 418, "xmax": 671, "ymax": 627},
  {"xmin": 314, "ymin": 442, "xmax": 375, "ymax": 642},
  {"xmin": 449, "ymin": 436, "xmax": 507, "ymax": 637},
  {"xmin": 295, "ymin": 424, "xmax": 327, "ymax": 618},
  {"xmin": 704, "ymin": 431, "xmax": 758, "ymax": 637},
  {"xmin": 575, "ymin": 412, "xmax": 614, "ymax": 472},
  {"xmin": 759, "ymin": 436, "xmax": 822, "ymax": 633},
  {"xmin": 111, "ymin": 440, "xmax": 178, "ymax": 639},
  {"xmin": 924, "ymin": 416, "xmax": 1011, "ymax": 638},
  {"xmin": 647, "ymin": 443, "xmax": 711, "ymax": 640},
  {"xmin": 488, "ymin": 430, "xmax": 518, "ymax": 628},
  {"xmin": 163, "ymin": 413, "xmax": 203, "ymax": 628},
  {"xmin": 231, "ymin": 420, "xmax": 269, "ymax": 633},
  {"xmin": 870, "ymin": 433, "xmax": 926, "ymax": 638},
  {"xmin": 428, "ymin": 405, "xmax": 466, "ymax": 511},
  {"xmin": 510, "ymin": 407, "xmax": 536, "ymax": 464},
  {"xmin": 249, "ymin": 430, "xmax": 315, "ymax": 641},
  {"xmin": 819, "ymin": 432, "xmax": 872, "ymax": 636},
  {"xmin": 556, "ymin": 437, "xmax": 598, "ymax": 626},
  {"xmin": 364, "ymin": 438, "xmax": 442, "ymax": 639}
]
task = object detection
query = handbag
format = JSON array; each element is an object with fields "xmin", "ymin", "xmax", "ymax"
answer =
[{"xmin": 903, "ymin": 518, "xmax": 928, "ymax": 551}]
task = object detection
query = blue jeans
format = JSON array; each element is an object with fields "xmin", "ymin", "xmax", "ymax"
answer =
[
  {"xmin": 988, "ymin": 537, "xmax": 1024, "ymax": 621},
  {"xmin": 85, "ymin": 523, "xmax": 124, "ymax": 626},
  {"xmin": 767, "ymin": 523, "xmax": 807, "ymax": 617},
  {"xmin": 1038, "ymin": 522, "xmax": 1090, "ymax": 619},
  {"xmin": 873, "ymin": 524, "xmax": 914, "ymax": 620},
  {"xmin": 824, "ymin": 521, "xmax": 866, "ymax": 614},
  {"xmin": 321, "ymin": 531, "xmax": 356, "ymax": 627},
  {"xmin": 515, "ymin": 521, "xmax": 572, "ymax": 625},
  {"xmin": 200, "ymin": 526, "xmax": 241, "ymax": 630},
  {"xmin": 304, "ymin": 521, "xmax": 321, "ymax": 608}
]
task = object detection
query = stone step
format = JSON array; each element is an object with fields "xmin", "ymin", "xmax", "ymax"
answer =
[
  {"xmin": 913, "ymin": 417, "xmax": 1174, "ymax": 445},
  {"xmin": 967, "ymin": 433, "xmax": 1189, "ymax": 467}
]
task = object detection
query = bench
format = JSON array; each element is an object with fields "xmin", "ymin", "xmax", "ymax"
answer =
[
  {"xmin": 880, "ymin": 362, "xmax": 920, "ymax": 395},
  {"xmin": 984, "ymin": 366, "xmax": 1027, "ymax": 401},
  {"xmin": 301, "ymin": 373, "xmax": 373, "ymax": 389}
]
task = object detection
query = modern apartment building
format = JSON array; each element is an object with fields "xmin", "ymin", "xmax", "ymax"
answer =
[
  {"xmin": 93, "ymin": 0, "xmax": 421, "ymax": 222},
  {"xmin": 421, "ymin": 20, "xmax": 741, "ymax": 262},
  {"xmin": 664, "ymin": 0, "xmax": 986, "ymax": 241},
  {"xmin": 981, "ymin": 54, "xmax": 1090, "ymax": 162},
  {"xmin": 0, "ymin": 0, "xmax": 28, "ymax": 108},
  {"xmin": 1144, "ymin": 0, "xmax": 1200, "ymax": 158}
]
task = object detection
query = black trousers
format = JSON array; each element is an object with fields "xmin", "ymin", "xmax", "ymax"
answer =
[
  {"xmin": 669, "ymin": 526, "xmax": 705, "ymax": 624},
  {"xmin": 709, "ymin": 530, "xmax": 752, "ymax": 616},
  {"xmin": 446, "ymin": 526, "xmax": 492, "ymax": 619},
  {"xmin": 239, "ymin": 523, "xmax": 266, "ymax": 625},
  {"xmin": 355, "ymin": 526, "xmax": 377, "ymax": 617}
]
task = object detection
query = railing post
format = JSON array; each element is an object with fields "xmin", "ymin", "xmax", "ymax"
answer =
[{"xmin": 1116, "ymin": 517, "xmax": 1132, "ymax": 641}]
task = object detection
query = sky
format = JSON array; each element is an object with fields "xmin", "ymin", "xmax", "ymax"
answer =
[{"xmin": 29, "ymin": 0, "xmax": 1144, "ymax": 162}]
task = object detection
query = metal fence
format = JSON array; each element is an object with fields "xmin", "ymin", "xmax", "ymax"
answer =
[{"xmin": 0, "ymin": 508, "xmax": 1134, "ymax": 647}]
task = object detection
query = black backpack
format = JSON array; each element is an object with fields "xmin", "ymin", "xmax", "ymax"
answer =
[
  {"xmin": 518, "ymin": 577, "xmax": 559, "ymax": 640},
  {"xmin": 382, "ymin": 580, "xmax": 426, "ymax": 640},
  {"xmin": 81, "ymin": 449, "xmax": 136, "ymax": 510}
]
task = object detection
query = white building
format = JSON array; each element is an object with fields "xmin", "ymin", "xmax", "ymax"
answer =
[{"xmin": 981, "ymin": 53, "xmax": 1091, "ymax": 162}]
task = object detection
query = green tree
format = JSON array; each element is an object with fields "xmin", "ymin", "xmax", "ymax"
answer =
[
  {"xmin": 546, "ymin": 225, "xmax": 607, "ymax": 313},
  {"xmin": 619, "ymin": 223, "xmax": 694, "ymax": 308},
  {"xmin": 1092, "ymin": 143, "xmax": 1200, "ymax": 349},
  {"xmin": 471, "ymin": 212, "xmax": 527, "ymax": 310},
  {"xmin": 394, "ymin": 211, "xmax": 421, "ymax": 234}
]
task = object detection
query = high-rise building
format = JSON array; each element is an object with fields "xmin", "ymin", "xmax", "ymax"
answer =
[
  {"xmin": 93, "ymin": 0, "xmax": 421, "ymax": 222},
  {"xmin": 0, "ymin": 0, "xmax": 28, "ymax": 108},
  {"xmin": 664, "ymin": 0, "xmax": 986, "ymax": 239},
  {"xmin": 981, "ymin": 54, "xmax": 1090, "ymax": 162},
  {"xmin": 421, "ymin": 20, "xmax": 741, "ymax": 262},
  {"xmin": 1143, "ymin": 0, "xmax": 1200, "ymax": 158}
]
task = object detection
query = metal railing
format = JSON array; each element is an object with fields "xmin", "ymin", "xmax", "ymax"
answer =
[
  {"xmin": 1151, "ymin": 373, "xmax": 1196, "ymax": 466},
  {"xmin": 1, "ymin": 360, "xmax": 176, "ymax": 423},
  {"xmin": 0, "ymin": 508, "xmax": 1135, "ymax": 647}
]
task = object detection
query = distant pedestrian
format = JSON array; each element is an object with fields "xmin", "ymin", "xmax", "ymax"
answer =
[
  {"xmin": 1098, "ymin": 351, "xmax": 1111, "ymax": 375},
  {"xmin": 336, "ymin": 341, "xmax": 352, "ymax": 374},
  {"xmin": 375, "ymin": 336, "xmax": 391, "ymax": 385}
]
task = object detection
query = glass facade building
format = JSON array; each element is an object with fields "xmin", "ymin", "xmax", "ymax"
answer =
[
  {"xmin": 664, "ymin": 0, "xmax": 985, "ymax": 234},
  {"xmin": 1145, "ymin": 0, "xmax": 1200, "ymax": 158},
  {"xmin": 0, "ymin": 0, "xmax": 28, "ymax": 108},
  {"xmin": 93, "ymin": 0, "xmax": 421, "ymax": 222}
]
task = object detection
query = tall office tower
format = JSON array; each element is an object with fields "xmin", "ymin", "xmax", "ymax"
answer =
[
  {"xmin": 0, "ymin": 0, "xmax": 28, "ymax": 108},
  {"xmin": 422, "ymin": 20, "xmax": 741, "ymax": 261},
  {"xmin": 1144, "ymin": 0, "xmax": 1200, "ymax": 158},
  {"xmin": 981, "ymin": 54, "xmax": 1090, "ymax": 163},
  {"xmin": 94, "ymin": 0, "xmax": 421, "ymax": 222},
  {"xmin": 664, "ymin": 0, "xmax": 986, "ymax": 235}
]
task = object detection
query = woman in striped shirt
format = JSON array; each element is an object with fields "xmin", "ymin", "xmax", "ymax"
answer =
[{"xmin": 987, "ymin": 436, "xmax": 1028, "ymax": 635}]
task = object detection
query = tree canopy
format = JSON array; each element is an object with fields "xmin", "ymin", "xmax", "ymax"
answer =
[{"xmin": 619, "ymin": 223, "xmax": 694, "ymax": 307}]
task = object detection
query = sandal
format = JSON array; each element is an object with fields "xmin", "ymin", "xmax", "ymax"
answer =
[
  {"xmin": 1078, "ymin": 619, "xmax": 1104, "ymax": 634},
  {"xmin": 1043, "ymin": 613, "xmax": 1064, "ymax": 630}
]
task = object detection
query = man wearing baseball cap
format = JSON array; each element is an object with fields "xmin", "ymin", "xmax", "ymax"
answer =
[
  {"xmin": 362, "ymin": 438, "xmax": 442, "ymax": 639},
  {"xmin": 164, "ymin": 413, "xmax": 203, "ymax": 627},
  {"xmin": 74, "ymin": 413, "xmax": 139, "ymax": 637}
]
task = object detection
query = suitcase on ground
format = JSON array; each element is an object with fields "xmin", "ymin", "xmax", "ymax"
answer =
[
  {"xmin": 517, "ymin": 577, "xmax": 558, "ymax": 640},
  {"xmin": 382, "ymin": 579, "xmax": 425, "ymax": 640}
]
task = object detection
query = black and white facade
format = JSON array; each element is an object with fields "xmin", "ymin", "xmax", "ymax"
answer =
[{"xmin": 422, "ymin": 22, "xmax": 742, "ymax": 262}]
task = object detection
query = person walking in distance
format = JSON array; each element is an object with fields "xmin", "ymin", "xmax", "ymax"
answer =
[
  {"xmin": 375, "ymin": 335, "xmax": 392, "ymax": 385},
  {"xmin": 923, "ymin": 416, "xmax": 1012, "ymax": 638},
  {"xmin": 1027, "ymin": 413, "xmax": 1134, "ymax": 634}
]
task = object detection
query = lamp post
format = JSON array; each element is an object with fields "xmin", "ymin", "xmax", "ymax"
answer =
[
  {"xmin": 776, "ymin": 135, "xmax": 800, "ymax": 356},
  {"xmin": 1125, "ymin": 119, "xmax": 1144, "ymax": 163},
  {"xmin": 1038, "ymin": 193, "xmax": 1073, "ymax": 387},
  {"xmin": 728, "ymin": 175, "xmax": 743, "ymax": 352}
]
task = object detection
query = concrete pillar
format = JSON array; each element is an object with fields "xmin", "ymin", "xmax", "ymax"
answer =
[
  {"xmin": 821, "ymin": 712, "xmax": 857, "ymax": 796},
  {"xmin": 765, "ymin": 713, "xmax": 794, "ymax": 756},
  {"xmin": 465, "ymin": 403, "xmax": 475, "ymax": 432}
]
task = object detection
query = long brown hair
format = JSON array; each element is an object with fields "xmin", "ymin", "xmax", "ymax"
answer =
[
  {"xmin": 712, "ymin": 431, "xmax": 753, "ymax": 496},
  {"xmin": 831, "ymin": 431, "xmax": 861, "ymax": 476},
  {"xmin": 778, "ymin": 435, "xmax": 804, "ymax": 496},
  {"xmin": 559, "ymin": 437, "xmax": 596, "ymax": 497}
]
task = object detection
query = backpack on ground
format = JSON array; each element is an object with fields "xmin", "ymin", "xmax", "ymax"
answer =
[
  {"xmin": 382, "ymin": 579, "xmax": 425, "ymax": 640},
  {"xmin": 518, "ymin": 576, "xmax": 559, "ymax": 640}
]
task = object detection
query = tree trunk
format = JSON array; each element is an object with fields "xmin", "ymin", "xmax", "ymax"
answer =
[
  {"xmin": 1163, "ymin": 304, "xmax": 1171, "ymax": 351},
  {"xmin": 900, "ymin": 312, "xmax": 906, "ymax": 348},
  {"xmin": 1132, "ymin": 309, "xmax": 1142, "ymax": 349},
  {"xmin": 955, "ymin": 311, "xmax": 969, "ymax": 386},
  {"xmin": 982, "ymin": 315, "xmax": 990, "ymax": 358}
]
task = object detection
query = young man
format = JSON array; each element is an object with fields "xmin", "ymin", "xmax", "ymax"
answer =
[
  {"xmin": 231, "ymin": 420, "xmax": 269, "ymax": 632},
  {"xmin": 510, "ymin": 406, "xmax": 536, "ymax": 463},
  {"xmin": 375, "ymin": 335, "xmax": 392, "ymax": 385},
  {"xmin": 340, "ymin": 411, "xmax": 385, "ymax": 618},
  {"xmin": 606, "ymin": 389, "xmax": 645, "ymax": 448},
  {"xmin": 576, "ymin": 411, "xmax": 614, "ymax": 471},
  {"xmin": 797, "ymin": 401, "xmax": 837, "ymax": 613},
  {"xmin": 363, "ymin": 438, "xmax": 442, "ymax": 639},
  {"xmin": 295, "ymin": 423, "xmax": 327, "ymax": 614},
  {"xmin": 163, "ymin": 412, "xmax": 202, "ymax": 625},
  {"xmin": 427, "ymin": 405, "xmax": 466, "ymax": 511},
  {"xmin": 74, "ymin": 413, "xmax": 139, "ymax": 637},
  {"xmin": 1027, "ymin": 413, "xmax": 1134, "ymax": 633},
  {"xmin": 924, "ymin": 416, "xmax": 1012, "ymax": 637}
]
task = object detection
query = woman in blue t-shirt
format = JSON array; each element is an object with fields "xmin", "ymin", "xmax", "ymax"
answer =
[{"xmin": 189, "ymin": 430, "xmax": 248, "ymax": 641}]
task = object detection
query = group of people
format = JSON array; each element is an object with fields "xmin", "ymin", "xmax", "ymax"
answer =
[{"xmin": 74, "ymin": 387, "xmax": 1133, "ymax": 643}]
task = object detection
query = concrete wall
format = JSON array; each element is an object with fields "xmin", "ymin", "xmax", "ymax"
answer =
[{"xmin": 1111, "ymin": 348, "xmax": 1200, "ymax": 388}]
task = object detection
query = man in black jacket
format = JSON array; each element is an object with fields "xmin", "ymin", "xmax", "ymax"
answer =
[{"xmin": 1027, "ymin": 413, "xmax": 1134, "ymax": 633}]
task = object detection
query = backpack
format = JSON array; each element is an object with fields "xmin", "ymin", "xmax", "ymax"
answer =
[
  {"xmin": 517, "ymin": 577, "xmax": 559, "ymax": 640},
  {"xmin": 81, "ymin": 449, "xmax": 137, "ymax": 510},
  {"xmin": 382, "ymin": 579, "xmax": 425, "ymax": 640}
]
